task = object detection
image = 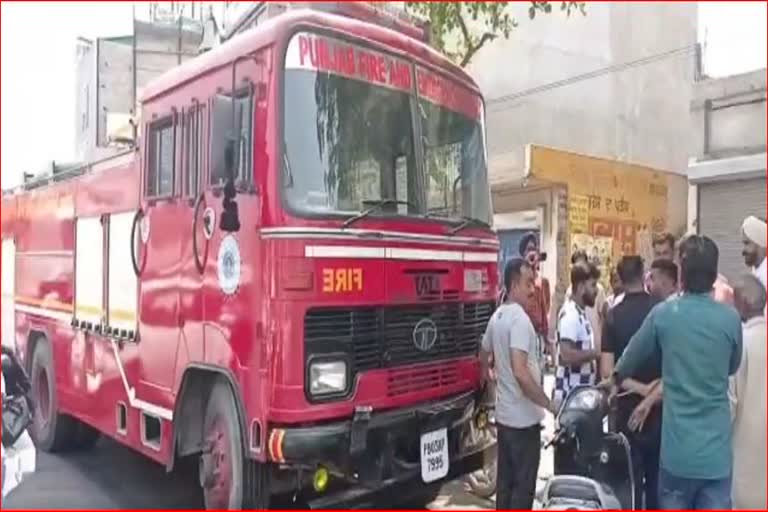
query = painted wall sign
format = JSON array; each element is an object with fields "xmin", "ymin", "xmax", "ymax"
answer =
[
  {"xmin": 529, "ymin": 145, "xmax": 687, "ymax": 266},
  {"xmin": 568, "ymin": 195, "xmax": 590, "ymax": 234}
]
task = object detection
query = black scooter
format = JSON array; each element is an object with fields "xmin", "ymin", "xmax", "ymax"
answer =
[
  {"xmin": 1, "ymin": 345, "xmax": 33, "ymax": 448},
  {"xmin": 2, "ymin": 344, "xmax": 35, "ymax": 498},
  {"xmin": 541, "ymin": 385, "xmax": 635, "ymax": 510}
]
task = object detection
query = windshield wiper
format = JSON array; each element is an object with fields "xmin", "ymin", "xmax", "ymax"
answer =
[
  {"xmin": 342, "ymin": 199, "xmax": 414, "ymax": 228},
  {"xmin": 282, "ymin": 140, "xmax": 294, "ymax": 188},
  {"xmin": 448, "ymin": 216, "xmax": 491, "ymax": 235}
]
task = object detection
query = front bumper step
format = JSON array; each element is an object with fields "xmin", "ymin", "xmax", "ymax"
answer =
[{"xmin": 305, "ymin": 443, "xmax": 493, "ymax": 509}]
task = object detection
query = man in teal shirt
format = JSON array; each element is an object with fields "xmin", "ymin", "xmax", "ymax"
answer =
[{"xmin": 608, "ymin": 235, "xmax": 743, "ymax": 509}]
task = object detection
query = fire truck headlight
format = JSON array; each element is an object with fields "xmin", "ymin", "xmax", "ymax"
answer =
[{"xmin": 309, "ymin": 360, "xmax": 348, "ymax": 396}]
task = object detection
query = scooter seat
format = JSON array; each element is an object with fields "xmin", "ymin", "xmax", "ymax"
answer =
[{"xmin": 548, "ymin": 480, "xmax": 600, "ymax": 503}]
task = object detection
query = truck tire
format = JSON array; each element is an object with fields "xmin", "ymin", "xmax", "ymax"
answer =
[
  {"xmin": 29, "ymin": 338, "xmax": 78, "ymax": 452},
  {"xmin": 200, "ymin": 377, "xmax": 269, "ymax": 510},
  {"xmin": 72, "ymin": 421, "xmax": 101, "ymax": 450}
]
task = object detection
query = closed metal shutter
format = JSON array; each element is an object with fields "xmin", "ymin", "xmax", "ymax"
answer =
[{"xmin": 698, "ymin": 177, "xmax": 767, "ymax": 282}]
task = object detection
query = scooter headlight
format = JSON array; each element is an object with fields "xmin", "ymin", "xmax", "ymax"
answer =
[{"xmin": 564, "ymin": 388, "xmax": 603, "ymax": 412}]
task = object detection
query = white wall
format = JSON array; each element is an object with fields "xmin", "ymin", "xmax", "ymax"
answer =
[
  {"xmin": 690, "ymin": 68, "xmax": 767, "ymax": 160},
  {"xmin": 457, "ymin": 2, "xmax": 697, "ymax": 183}
]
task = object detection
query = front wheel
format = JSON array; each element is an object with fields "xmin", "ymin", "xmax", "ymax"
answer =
[{"xmin": 199, "ymin": 378, "xmax": 269, "ymax": 510}]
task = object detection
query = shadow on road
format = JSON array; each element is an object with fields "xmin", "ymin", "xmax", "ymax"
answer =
[
  {"xmin": 3, "ymin": 436, "xmax": 493, "ymax": 510},
  {"xmin": 4, "ymin": 437, "xmax": 203, "ymax": 509}
]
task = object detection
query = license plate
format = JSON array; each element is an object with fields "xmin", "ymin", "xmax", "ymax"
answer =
[{"xmin": 420, "ymin": 428, "xmax": 449, "ymax": 483}]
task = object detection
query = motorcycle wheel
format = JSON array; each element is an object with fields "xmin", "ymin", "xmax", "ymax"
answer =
[{"xmin": 465, "ymin": 424, "xmax": 497, "ymax": 499}]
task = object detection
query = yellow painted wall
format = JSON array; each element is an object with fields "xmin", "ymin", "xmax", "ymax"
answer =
[{"xmin": 528, "ymin": 144, "xmax": 688, "ymax": 284}]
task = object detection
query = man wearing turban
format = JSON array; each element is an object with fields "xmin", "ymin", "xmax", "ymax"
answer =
[{"xmin": 741, "ymin": 215, "xmax": 767, "ymax": 289}]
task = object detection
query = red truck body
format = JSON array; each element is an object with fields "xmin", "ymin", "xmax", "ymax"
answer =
[{"xmin": 1, "ymin": 7, "xmax": 498, "ymax": 508}]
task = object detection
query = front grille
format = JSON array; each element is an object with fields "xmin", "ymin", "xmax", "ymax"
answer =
[
  {"xmin": 387, "ymin": 361, "xmax": 460, "ymax": 397},
  {"xmin": 304, "ymin": 301, "xmax": 494, "ymax": 372}
]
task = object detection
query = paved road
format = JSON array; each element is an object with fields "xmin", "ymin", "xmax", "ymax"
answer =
[
  {"xmin": 2, "ymin": 436, "xmax": 493, "ymax": 510},
  {"xmin": 4, "ymin": 377, "xmax": 557, "ymax": 509}
]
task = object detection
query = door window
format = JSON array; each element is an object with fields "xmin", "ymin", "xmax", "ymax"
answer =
[
  {"xmin": 184, "ymin": 107, "xmax": 204, "ymax": 197},
  {"xmin": 210, "ymin": 88, "xmax": 253, "ymax": 187},
  {"xmin": 146, "ymin": 117, "xmax": 176, "ymax": 198}
]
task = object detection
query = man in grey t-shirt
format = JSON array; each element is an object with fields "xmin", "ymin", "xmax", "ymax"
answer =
[{"xmin": 481, "ymin": 258, "xmax": 558, "ymax": 509}]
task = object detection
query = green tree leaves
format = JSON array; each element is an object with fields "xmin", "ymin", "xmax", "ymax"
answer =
[{"xmin": 404, "ymin": 1, "xmax": 586, "ymax": 68}]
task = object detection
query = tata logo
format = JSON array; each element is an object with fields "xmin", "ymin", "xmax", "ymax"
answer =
[
  {"xmin": 414, "ymin": 273, "xmax": 441, "ymax": 297},
  {"xmin": 412, "ymin": 318, "xmax": 438, "ymax": 352}
]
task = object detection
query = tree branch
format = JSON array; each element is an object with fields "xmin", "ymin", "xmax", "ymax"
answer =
[
  {"xmin": 460, "ymin": 32, "xmax": 496, "ymax": 68},
  {"xmin": 406, "ymin": 0, "xmax": 587, "ymax": 69},
  {"xmin": 456, "ymin": 6, "xmax": 472, "ymax": 44},
  {"xmin": 453, "ymin": 6, "xmax": 477, "ymax": 65}
]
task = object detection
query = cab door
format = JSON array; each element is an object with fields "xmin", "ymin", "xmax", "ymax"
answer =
[
  {"xmin": 136, "ymin": 112, "xmax": 184, "ymax": 395},
  {"xmin": 199, "ymin": 85, "xmax": 257, "ymax": 359},
  {"xmin": 177, "ymin": 103, "xmax": 207, "ymax": 366}
]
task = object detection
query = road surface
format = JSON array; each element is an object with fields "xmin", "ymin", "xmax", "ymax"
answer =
[
  {"xmin": 2, "ymin": 436, "xmax": 494, "ymax": 510},
  {"xmin": 4, "ymin": 377, "xmax": 557, "ymax": 509}
]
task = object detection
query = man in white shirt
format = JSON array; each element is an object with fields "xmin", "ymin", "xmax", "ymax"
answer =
[
  {"xmin": 741, "ymin": 215, "xmax": 767, "ymax": 290},
  {"xmin": 480, "ymin": 258, "xmax": 557, "ymax": 509},
  {"xmin": 555, "ymin": 260, "xmax": 601, "ymax": 407},
  {"xmin": 554, "ymin": 260, "xmax": 601, "ymax": 476},
  {"xmin": 565, "ymin": 250, "xmax": 607, "ymax": 352},
  {"xmin": 729, "ymin": 274, "xmax": 766, "ymax": 510}
]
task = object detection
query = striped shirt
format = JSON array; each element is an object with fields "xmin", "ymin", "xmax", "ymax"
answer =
[{"xmin": 553, "ymin": 299, "xmax": 597, "ymax": 405}]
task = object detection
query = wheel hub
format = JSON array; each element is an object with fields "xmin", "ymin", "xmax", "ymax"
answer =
[
  {"xmin": 34, "ymin": 367, "xmax": 51, "ymax": 430},
  {"xmin": 200, "ymin": 419, "xmax": 232, "ymax": 509}
]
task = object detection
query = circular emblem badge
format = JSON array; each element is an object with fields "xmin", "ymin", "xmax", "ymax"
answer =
[
  {"xmin": 202, "ymin": 207, "xmax": 215, "ymax": 240},
  {"xmin": 217, "ymin": 234, "xmax": 241, "ymax": 296},
  {"xmin": 412, "ymin": 318, "xmax": 438, "ymax": 352},
  {"xmin": 140, "ymin": 214, "xmax": 151, "ymax": 244}
]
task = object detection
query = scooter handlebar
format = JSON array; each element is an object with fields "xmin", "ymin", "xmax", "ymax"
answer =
[
  {"xmin": 544, "ymin": 430, "xmax": 562, "ymax": 449},
  {"xmin": 544, "ymin": 426, "xmax": 576, "ymax": 449}
]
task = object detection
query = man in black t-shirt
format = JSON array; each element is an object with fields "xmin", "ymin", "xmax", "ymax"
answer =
[{"xmin": 600, "ymin": 256, "xmax": 661, "ymax": 510}]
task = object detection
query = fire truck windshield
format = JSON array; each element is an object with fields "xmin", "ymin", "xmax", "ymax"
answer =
[{"xmin": 282, "ymin": 32, "xmax": 491, "ymax": 227}]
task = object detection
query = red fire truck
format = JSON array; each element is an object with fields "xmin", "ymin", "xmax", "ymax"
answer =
[{"xmin": 1, "ymin": 5, "xmax": 498, "ymax": 508}]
